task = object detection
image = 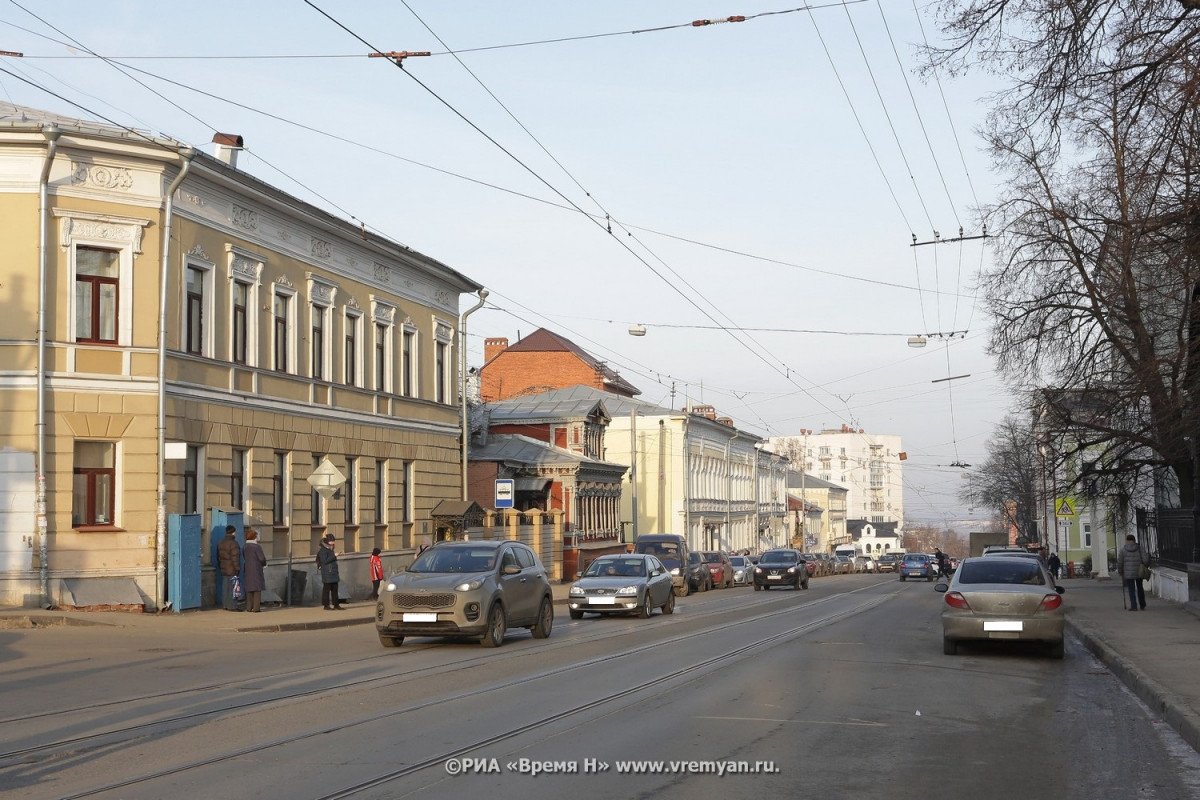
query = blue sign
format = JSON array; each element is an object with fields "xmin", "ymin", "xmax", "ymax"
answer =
[{"xmin": 495, "ymin": 479, "xmax": 515, "ymax": 509}]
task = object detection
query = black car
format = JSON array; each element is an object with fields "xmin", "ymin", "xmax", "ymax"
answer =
[
  {"xmin": 753, "ymin": 548, "xmax": 810, "ymax": 590},
  {"xmin": 686, "ymin": 551, "xmax": 713, "ymax": 593}
]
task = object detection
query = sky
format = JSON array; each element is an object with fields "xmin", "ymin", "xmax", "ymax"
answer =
[{"xmin": 0, "ymin": 0, "xmax": 1016, "ymax": 526}]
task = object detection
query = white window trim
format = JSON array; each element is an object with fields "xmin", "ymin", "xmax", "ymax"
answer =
[
  {"xmin": 371, "ymin": 298, "xmax": 396, "ymax": 394},
  {"xmin": 227, "ymin": 245, "xmax": 265, "ymax": 367},
  {"xmin": 183, "ymin": 257, "xmax": 215, "ymax": 358},
  {"xmin": 57, "ymin": 210, "xmax": 151, "ymax": 347},
  {"xmin": 401, "ymin": 320, "xmax": 419, "ymax": 399},
  {"xmin": 307, "ymin": 274, "xmax": 338, "ymax": 380},
  {"xmin": 434, "ymin": 317, "xmax": 455, "ymax": 406},
  {"xmin": 272, "ymin": 280, "xmax": 297, "ymax": 374},
  {"xmin": 344, "ymin": 304, "xmax": 364, "ymax": 387}
]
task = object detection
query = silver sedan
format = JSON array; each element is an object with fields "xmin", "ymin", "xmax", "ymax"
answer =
[
  {"xmin": 568, "ymin": 554, "xmax": 676, "ymax": 619},
  {"xmin": 936, "ymin": 556, "xmax": 1066, "ymax": 658}
]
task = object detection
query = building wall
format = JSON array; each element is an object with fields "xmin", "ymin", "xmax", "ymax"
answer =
[
  {"xmin": 0, "ymin": 120, "xmax": 479, "ymax": 608},
  {"xmin": 774, "ymin": 430, "xmax": 904, "ymax": 529},
  {"xmin": 480, "ymin": 351, "xmax": 601, "ymax": 402}
]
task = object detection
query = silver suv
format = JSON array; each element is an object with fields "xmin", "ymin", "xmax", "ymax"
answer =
[{"xmin": 375, "ymin": 540, "xmax": 553, "ymax": 648}]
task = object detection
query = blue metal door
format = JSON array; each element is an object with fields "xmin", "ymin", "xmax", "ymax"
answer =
[{"xmin": 168, "ymin": 513, "xmax": 202, "ymax": 612}]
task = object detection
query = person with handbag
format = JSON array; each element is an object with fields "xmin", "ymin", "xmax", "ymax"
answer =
[
  {"xmin": 1115, "ymin": 534, "xmax": 1150, "ymax": 611},
  {"xmin": 217, "ymin": 525, "xmax": 243, "ymax": 612}
]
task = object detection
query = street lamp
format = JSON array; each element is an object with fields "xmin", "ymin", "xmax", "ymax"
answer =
[{"xmin": 459, "ymin": 288, "xmax": 488, "ymax": 501}]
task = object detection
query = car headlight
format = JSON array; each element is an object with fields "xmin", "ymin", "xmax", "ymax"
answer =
[
  {"xmin": 616, "ymin": 586, "xmax": 639, "ymax": 596},
  {"xmin": 754, "ymin": 567, "xmax": 763, "ymax": 574},
  {"xmin": 385, "ymin": 582, "xmax": 397, "ymax": 592},
  {"xmin": 569, "ymin": 585, "xmax": 584, "ymax": 596},
  {"xmin": 455, "ymin": 579, "xmax": 484, "ymax": 591},
  {"xmin": 670, "ymin": 567, "xmax": 681, "ymax": 576},
  {"xmin": 786, "ymin": 567, "xmax": 796, "ymax": 574}
]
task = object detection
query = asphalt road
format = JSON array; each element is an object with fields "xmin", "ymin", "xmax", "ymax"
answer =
[{"xmin": 2, "ymin": 576, "xmax": 1199, "ymax": 799}]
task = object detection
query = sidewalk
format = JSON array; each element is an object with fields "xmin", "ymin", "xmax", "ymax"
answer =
[{"xmin": 2, "ymin": 578, "xmax": 1197, "ymax": 752}]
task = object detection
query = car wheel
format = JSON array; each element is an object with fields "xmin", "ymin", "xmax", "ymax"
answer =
[
  {"xmin": 662, "ymin": 589, "xmax": 675, "ymax": 615},
  {"xmin": 379, "ymin": 634, "xmax": 403, "ymax": 648},
  {"xmin": 943, "ymin": 637, "xmax": 959, "ymax": 655},
  {"xmin": 675, "ymin": 581, "xmax": 690, "ymax": 598},
  {"xmin": 481, "ymin": 603, "xmax": 506, "ymax": 647},
  {"xmin": 569, "ymin": 608, "xmax": 584, "ymax": 620},
  {"xmin": 637, "ymin": 592, "xmax": 653, "ymax": 619},
  {"xmin": 1046, "ymin": 639, "xmax": 1064, "ymax": 659},
  {"xmin": 530, "ymin": 597, "xmax": 553, "ymax": 639},
  {"xmin": 754, "ymin": 583, "xmax": 762, "ymax": 591}
]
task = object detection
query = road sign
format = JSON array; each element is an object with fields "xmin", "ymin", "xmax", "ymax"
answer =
[
  {"xmin": 495, "ymin": 479, "xmax": 514, "ymax": 509},
  {"xmin": 1055, "ymin": 498, "xmax": 1076, "ymax": 517},
  {"xmin": 307, "ymin": 457, "xmax": 346, "ymax": 501}
]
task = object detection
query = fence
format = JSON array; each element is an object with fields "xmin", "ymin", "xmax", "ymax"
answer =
[{"xmin": 1151, "ymin": 507, "xmax": 1198, "ymax": 570}]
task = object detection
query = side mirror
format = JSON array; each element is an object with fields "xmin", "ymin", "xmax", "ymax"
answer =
[
  {"xmin": 1056, "ymin": 586, "xmax": 1065, "ymax": 594},
  {"xmin": 934, "ymin": 583, "xmax": 948, "ymax": 592},
  {"xmin": 502, "ymin": 564, "xmax": 521, "ymax": 576},
  {"xmin": 574, "ymin": 571, "xmax": 583, "ymax": 580}
]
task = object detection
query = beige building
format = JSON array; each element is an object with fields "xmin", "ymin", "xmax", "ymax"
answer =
[{"xmin": 0, "ymin": 103, "xmax": 483, "ymax": 610}]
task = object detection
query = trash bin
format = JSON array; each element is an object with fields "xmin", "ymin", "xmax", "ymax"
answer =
[{"xmin": 288, "ymin": 569, "xmax": 307, "ymax": 606}]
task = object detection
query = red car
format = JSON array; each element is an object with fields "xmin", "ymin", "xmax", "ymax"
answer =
[{"xmin": 701, "ymin": 550, "xmax": 734, "ymax": 589}]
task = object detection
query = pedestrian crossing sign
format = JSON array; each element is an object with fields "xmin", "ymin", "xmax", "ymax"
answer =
[{"xmin": 1055, "ymin": 498, "xmax": 1076, "ymax": 517}]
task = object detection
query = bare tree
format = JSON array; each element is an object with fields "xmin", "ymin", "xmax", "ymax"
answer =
[
  {"xmin": 927, "ymin": 0, "xmax": 1200, "ymax": 505},
  {"xmin": 962, "ymin": 413, "xmax": 1041, "ymax": 543}
]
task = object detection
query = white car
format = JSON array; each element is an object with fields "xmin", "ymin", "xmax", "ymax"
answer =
[
  {"xmin": 855, "ymin": 556, "xmax": 876, "ymax": 573},
  {"xmin": 729, "ymin": 555, "xmax": 753, "ymax": 586}
]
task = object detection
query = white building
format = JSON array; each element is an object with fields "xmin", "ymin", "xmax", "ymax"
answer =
[{"xmin": 771, "ymin": 425, "xmax": 905, "ymax": 530}]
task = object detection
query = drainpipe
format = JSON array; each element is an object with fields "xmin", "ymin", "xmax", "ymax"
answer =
[
  {"xmin": 155, "ymin": 148, "xmax": 194, "ymax": 611},
  {"xmin": 36, "ymin": 124, "xmax": 61, "ymax": 608},
  {"xmin": 459, "ymin": 289, "xmax": 488, "ymax": 500}
]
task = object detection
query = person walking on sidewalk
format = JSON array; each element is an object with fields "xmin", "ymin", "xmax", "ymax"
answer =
[
  {"xmin": 317, "ymin": 533, "xmax": 343, "ymax": 610},
  {"xmin": 243, "ymin": 529, "xmax": 267, "ymax": 612},
  {"xmin": 369, "ymin": 547, "xmax": 384, "ymax": 600},
  {"xmin": 1048, "ymin": 552, "xmax": 1061, "ymax": 580},
  {"xmin": 217, "ymin": 526, "xmax": 243, "ymax": 612},
  {"xmin": 1115, "ymin": 534, "xmax": 1150, "ymax": 611}
]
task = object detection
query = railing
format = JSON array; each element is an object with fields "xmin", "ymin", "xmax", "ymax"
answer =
[{"xmin": 1152, "ymin": 507, "xmax": 1197, "ymax": 570}]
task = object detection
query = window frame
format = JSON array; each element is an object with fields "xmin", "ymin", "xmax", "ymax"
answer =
[
  {"xmin": 72, "ymin": 441, "xmax": 116, "ymax": 527},
  {"xmin": 272, "ymin": 451, "xmax": 289, "ymax": 526},
  {"xmin": 227, "ymin": 247, "xmax": 265, "ymax": 367},
  {"xmin": 343, "ymin": 308, "xmax": 362, "ymax": 387},
  {"xmin": 184, "ymin": 261, "xmax": 214, "ymax": 357},
  {"xmin": 231, "ymin": 447, "xmax": 247, "ymax": 510},
  {"xmin": 272, "ymin": 286, "xmax": 296, "ymax": 374},
  {"xmin": 75, "ymin": 246, "xmax": 121, "ymax": 345}
]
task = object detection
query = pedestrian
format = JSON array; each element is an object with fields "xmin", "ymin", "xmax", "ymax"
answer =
[
  {"xmin": 242, "ymin": 528, "xmax": 267, "ymax": 612},
  {"xmin": 933, "ymin": 547, "xmax": 949, "ymax": 578},
  {"xmin": 1047, "ymin": 552, "xmax": 1061, "ymax": 580},
  {"xmin": 1115, "ymin": 534, "xmax": 1150, "ymax": 611},
  {"xmin": 369, "ymin": 547, "xmax": 384, "ymax": 600},
  {"xmin": 217, "ymin": 525, "xmax": 242, "ymax": 612},
  {"xmin": 316, "ymin": 533, "xmax": 343, "ymax": 610}
]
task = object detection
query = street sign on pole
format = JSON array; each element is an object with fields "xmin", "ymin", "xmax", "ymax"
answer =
[{"xmin": 495, "ymin": 479, "xmax": 514, "ymax": 509}]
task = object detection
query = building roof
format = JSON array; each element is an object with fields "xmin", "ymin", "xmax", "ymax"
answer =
[
  {"xmin": 485, "ymin": 393, "xmax": 612, "ymax": 425},
  {"xmin": 472, "ymin": 434, "xmax": 627, "ymax": 473},
  {"xmin": 499, "ymin": 329, "xmax": 641, "ymax": 396},
  {"xmin": 787, "ymin": 472, "xmax": 847, "ymax": 492}
]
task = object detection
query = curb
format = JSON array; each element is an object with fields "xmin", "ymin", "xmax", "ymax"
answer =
[{"xmin": 1067, "ymin": 617, "xmax": 1200, "ymax": 754}]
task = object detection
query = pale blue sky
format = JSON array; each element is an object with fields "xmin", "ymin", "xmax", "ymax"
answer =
[{"xmin": 0, "ymin": 1, "xmax": 1012, "ymax": 524}]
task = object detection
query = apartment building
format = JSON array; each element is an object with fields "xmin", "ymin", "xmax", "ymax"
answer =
[{"xmin": 0, "ymin": 103, "xmax": 482, "ymax": 609}]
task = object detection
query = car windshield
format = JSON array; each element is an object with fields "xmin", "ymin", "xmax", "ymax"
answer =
[
  {"xmin": 903, "ymin": 555, "xmax": 926, "ymax": 563},
  {"xmin": 730, "ymin": 557, "xmax": 747, "ymax": 567},
  {"xmin": 409, "ymin": 547, "xmax": 498, "ymax": 573},
  {"xmin": 585, "ymin": 558, "xmax": 646, "ymax": 578},
  {"xmin": 702, "ymin": 552, "xmax": 722, "ymax": 562},
  {"xmin": 762, "ymin": 550, "xmax": 797, "ymax": 564},
  {"xmin": 640, "ymin": 544, "xmax": 680, "ymax": 568},
  {"xmin": 957, "ymin": 560, "xmax": 1046, "ymax": 585}
]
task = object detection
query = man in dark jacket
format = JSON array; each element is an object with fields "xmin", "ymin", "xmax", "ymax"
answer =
[
  {"xmin": 1115, "ymin": 534, "xmax": 1150, "ymax": 611},
  {"xmin": 217, "ymin": 525, "xmax": 242, "ymax": 611},
  {"xmin": 316, "ymin": 533, "xmax": 342, "ymax": 611},
  {"xmin": 242, "ymin": 529, "xmax": 267, "ymax": 612}
]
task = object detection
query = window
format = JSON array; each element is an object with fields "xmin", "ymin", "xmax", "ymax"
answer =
[
  {"xmin": 344, "ymin": 312, "xmax": 360, "ymax": 386},
  {"xmin": 312, "ymin": 454, "xmax": 325, "ymax": 526},
  {"xmin": 374, "ymin": 459, "xmax": 387, "ymax": 524},
  {"xmin": 231, "ymin": 448, "xmax": 246, "ymax": 509},
  {"xmin": 273, "ymin": 292, "xmax": 293, "ymax": 373},
  {"xmin": 232, "ymin": 281, "xmax": 249, "ymax": 364},
  {"xmin": 435, "ymin": 340, "xmax": 448, "ymax": 404},
  {"xmin": 1084, "ymin": 524, "xmax": 1092, "ymax": 548},
  {"xmin": 73, "ymin": 441, "xmax": 115, "ymax": 526},
  {"xmin": 399, "ymin": 461, "xmax": 413, "ymax": 523},
  {"xmin": 375, "ymin": 322, "xmax": 388, "ymax": 392},
  {"xmin": 311, "ymin": 304, "xmax": 327, "ymax": 380},
  {"xmin": 402, "ymin": 328, "xmax": 416, "ymax": 397},
  {"xmin": 75, "ymin": 247, "xmax": 119, "ymax": 344},
  {"xmin": 272, "ymin": 451, "xmax": 288, "ymax": 526},
  {"xmin": 185, "ymin": 266, "xmax": 205, "ymax": 355},
  {"xmin": 183, "ymin": 445, "xmax": 202, "ymax": 514},
  {"xmin": 345, "ymin": 457, "xmax": 357, "ymax": 525}
]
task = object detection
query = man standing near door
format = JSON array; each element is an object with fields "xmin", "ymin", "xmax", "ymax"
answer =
[{"xmin": 218, "ymin": 525, "xmax": 243, "ymax": 612}]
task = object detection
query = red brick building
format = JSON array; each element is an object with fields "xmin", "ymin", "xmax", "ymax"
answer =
[{"xmin": 480, "ymin": 328, "xmax": 640, "ymax": 402}]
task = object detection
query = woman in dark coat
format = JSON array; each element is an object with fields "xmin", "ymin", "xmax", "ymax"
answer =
[
  {"xmin": 316, "ymin": 534, "xmax": 342, "ymax": 610},
  {"xmin": 242, "ymin": 529, "xmax": 267, "ymax": 612}
]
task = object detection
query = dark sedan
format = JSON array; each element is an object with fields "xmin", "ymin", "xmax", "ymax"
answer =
[{"xmin": 753, "ymin": 548, "xmax": 810, "ymax": 590}]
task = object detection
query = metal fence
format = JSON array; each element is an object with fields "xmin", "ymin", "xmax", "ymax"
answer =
[{"xmin": 1147, "ymin": 507, "xmax": 1198, "ymax": 570}]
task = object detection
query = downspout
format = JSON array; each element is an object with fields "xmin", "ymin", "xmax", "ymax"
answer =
[
  {"xmin": 459, "ymin": 288, "xmax": 488, "ymax": 500},
  {"xmin": 36, "ymin": 124, "xmax": 61, "ymax": 608},
  {"xmin": 155, "ymin": 147, "xmax": 194, "ymax": 611}
]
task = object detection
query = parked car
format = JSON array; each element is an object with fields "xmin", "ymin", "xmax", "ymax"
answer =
[
  {"xmin": 876, "ymin": 553, "xmax": 901, "ymax": 573},
  {"xmin": 899, "ymin": 552, "xmax": 933, "ymax": 582},
  {"xmin": 832, "ymin": 555, "xmax": 856, "ymax": 574},
  {"xmin": 568, "ymin": 554, "xmax": 676, "ymax": 619},
  {"xmin": 800, "ymin": 553, "xmax": 821, "ymax": 578},
  {"xmin": 753, "ymin": 549, "xmax": 810, "ymax": 590},
  {"xmin": 729, "ymin": 555, "xmax": 753, "ymax": 586},
  {"xmin": 856, "ymin": 555, "xmax": 877, "ymax": 573},
  {"xmin": 936, "ymin": 555, "xmax": 1066, "ymax": 658},
  {"xmin": 812, "ymin": 553, "xmax": 834, "ymax": 576},
  {"xmin": 375, "ymin": 540, "xmax": 553, "ymax": 648},
  {"xmin": 701, "ymin": 550, "xmax": 735, "ymax": 589},
  {"xmin": 634, "ymin": 534, "xmax": 691, "ymax": 597},
  {"xmin": 687, "ymin": 551, "xmax": 713, "ymax": 593}
]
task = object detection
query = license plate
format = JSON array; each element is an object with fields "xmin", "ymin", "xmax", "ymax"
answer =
[
  {"xmin": 767, "ymin": 575, "xmax": 781, "ymax": 580},
  {"xmin": 402, "ymin": 612, "xmax": 438, "ymax": 622},
  {"xmin": 983, "ymin": 621, "xmax": 1023, "ymax": 631},
  {"xmin": 588, "ymin": 596, "xmax": 616, "ymax": 605}
]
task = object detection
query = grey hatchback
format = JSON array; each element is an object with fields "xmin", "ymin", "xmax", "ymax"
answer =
[{"xmin": 375, "ymin": 540, "xmax": 554, "ymax": 648}]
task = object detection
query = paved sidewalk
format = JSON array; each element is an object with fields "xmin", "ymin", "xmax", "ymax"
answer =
[{"xmin": 2, "ymin": 577, "xmax": 1197, "ymax": 752}]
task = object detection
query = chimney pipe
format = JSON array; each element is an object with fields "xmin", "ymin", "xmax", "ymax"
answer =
[{"xmin": 212, "ymin": 132, "xmax": 244, "ymax": 168}]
